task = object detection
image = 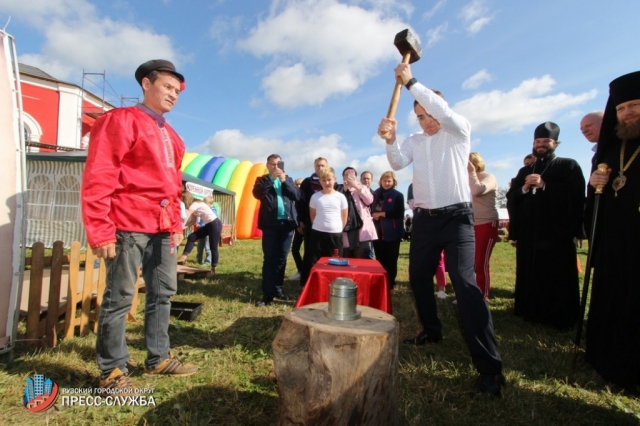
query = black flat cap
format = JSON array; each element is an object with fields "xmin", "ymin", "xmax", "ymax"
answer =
[
  {"xmin": 534, "ymin": 122, "xmax": 560, "ymax": 140},
  {"xmin": 609, "ymin": 71, "xmax": 640, "ymax": 107},
  {"xmin": 135, "ymin": 59, "xmax": 184, "ymax": 86}
]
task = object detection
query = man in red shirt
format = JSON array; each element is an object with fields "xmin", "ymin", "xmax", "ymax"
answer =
[{"xmin": 82, "ymin": 59, "xmax": 197, "ymax": 391}]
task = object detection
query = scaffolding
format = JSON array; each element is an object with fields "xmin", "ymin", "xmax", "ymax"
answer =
[
  {"xmin": 78, "ymin": 71, "xmax": 107, "ymax": 149},
  {"xmin": 77, "ymin": 72, "xmax": 139, "ymax": 149}
]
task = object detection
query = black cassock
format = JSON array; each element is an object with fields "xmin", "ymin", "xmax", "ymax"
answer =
[
  {"xmin": 586, "ymin": 138, "xmax": 640, "ymax": 387},
  {"xmin": 506, "ymin": 155, "xmax": 585, "ymax": 329}
]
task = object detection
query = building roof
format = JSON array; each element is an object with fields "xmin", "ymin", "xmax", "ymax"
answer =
[
  {"xmin": 18, "ymin": 63, "xmax": 117, "ymax": 109},
  {"xmin": 18, "ymin": 63, "xmax": 58, "ymax": 81}
]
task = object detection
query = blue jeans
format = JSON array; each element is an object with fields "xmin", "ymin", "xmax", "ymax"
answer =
[
  {"xmin": 96, "ymin": 231, "xmax": 177, "ymax": 378},
  {"xmin": 197, "ymin": 236, "xmax": 212, "ymax": 265},
  {"xmin": 261, "ymin": 222, "xmax": 294, "ymax": 300}
]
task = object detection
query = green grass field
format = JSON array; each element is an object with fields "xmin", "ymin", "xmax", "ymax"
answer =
[{"xmin": 1, "ymin": 240, "xmax": 638, "ymax": 425}]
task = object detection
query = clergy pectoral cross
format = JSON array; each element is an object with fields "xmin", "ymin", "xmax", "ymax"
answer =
[{"xmin": 612, "ymin": 170, "xmax": 626, "ymax": 197}]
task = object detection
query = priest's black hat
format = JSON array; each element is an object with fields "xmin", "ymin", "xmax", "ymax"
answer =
[
  {"xmin": 609, "ymin": 71, "xmax": 640, "ymax": 107},
  {"xmin": 135, "ymin": 59, "xmax": 184, "ymax": 86},
  {"xmin": 534, "ymin": 122, "xmax": 560, "ymax": 140},
  {"xmin": 593, "ymin": 71, "xmax": 640, "ymax": 167}
]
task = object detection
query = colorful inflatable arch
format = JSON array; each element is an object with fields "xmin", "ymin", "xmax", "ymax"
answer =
[{"xmin": 180, "ymin": 153, "xmax": 268, "ymax": 240}]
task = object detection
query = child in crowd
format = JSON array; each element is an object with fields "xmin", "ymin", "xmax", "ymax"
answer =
[
  {"xmin": 196, "ymin": 203, "xmax": 219, "ymax": 266},
  {"xmin": 177, "ymin": 193, "xmax": 222, "ymax": 275},
  {"xmin": 302, "ymin": 168, "xmax": 348, "ymax": 279}
]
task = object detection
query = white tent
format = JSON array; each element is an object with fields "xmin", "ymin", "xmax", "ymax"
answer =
[{"xmin": 0, "ymin": 30, "xmax": 27, "ymax": 355}]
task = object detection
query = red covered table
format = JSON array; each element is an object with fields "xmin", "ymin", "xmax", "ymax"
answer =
[{"xmin": 295, "ymin": 257, "xmax": 392, "ymax": 314}]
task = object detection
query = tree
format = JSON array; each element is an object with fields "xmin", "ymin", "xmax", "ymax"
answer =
[{"xmin": 496, "ymin": 187, "xmax": 508, "ymax": 208}]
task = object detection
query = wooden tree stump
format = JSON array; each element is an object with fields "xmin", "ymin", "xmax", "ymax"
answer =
[{"xmin": 273, "ymin": 303, "xmax": 399, "ymax": 426}]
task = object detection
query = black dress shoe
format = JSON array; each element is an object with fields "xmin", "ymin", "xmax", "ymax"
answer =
[
  {"xmin": 255, "ymin": 298, "xmax": 272, "ymax": 307},
  {"xmin": 275, "ymin": 291, "xmax": 291, "ymax": 301},
  {"xmin": 403, "ymin": 330, "xmax": 443, "ymax": 345},
  {"xmin": 471, "ymin": 373, "xmax": 506, "ymax": 398}
]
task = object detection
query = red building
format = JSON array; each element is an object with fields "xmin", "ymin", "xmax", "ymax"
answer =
[{"xmin": 19, "ymin": 64, "xmax": 116, "ymax": 151}]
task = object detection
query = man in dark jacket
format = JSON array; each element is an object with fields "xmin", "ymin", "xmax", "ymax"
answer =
[{"xmin": 253, "ymin": 154, "xmax": 301, "ymax": 306}]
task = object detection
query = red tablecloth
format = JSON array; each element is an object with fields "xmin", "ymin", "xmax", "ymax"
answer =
[{"xmin": 295, "ymin": 257, "xmax": 392, "ymax": 314}]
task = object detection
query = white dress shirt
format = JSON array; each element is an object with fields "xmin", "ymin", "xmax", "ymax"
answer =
[{"xmin": 386, "ymin": 82, "xmax": 472, "ymax": 209}]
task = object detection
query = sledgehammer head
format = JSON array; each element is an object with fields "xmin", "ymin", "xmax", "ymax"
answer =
[{"xmin": 394, "ymin": 29, "xmax": 421, "ymax": 64}]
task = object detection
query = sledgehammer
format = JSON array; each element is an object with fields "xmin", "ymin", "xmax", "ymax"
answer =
[{"xmin": 382, "ymin": 29, "xmax": 422, "ymax": 136}]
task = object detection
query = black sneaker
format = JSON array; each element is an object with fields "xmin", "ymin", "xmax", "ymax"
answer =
[{"xmin": 471, "ymin": 373, "xmax": 506, "ymax": 398}]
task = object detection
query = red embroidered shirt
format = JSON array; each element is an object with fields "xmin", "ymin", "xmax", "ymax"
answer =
[{"xmin": 81, "ymin": 105, "xmax": 185, "ymax": 248}]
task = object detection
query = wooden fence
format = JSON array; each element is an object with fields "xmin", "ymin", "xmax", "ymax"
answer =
[{"xmin": 19, "ymin": 241, "xmax": 143, "ymax": 347}]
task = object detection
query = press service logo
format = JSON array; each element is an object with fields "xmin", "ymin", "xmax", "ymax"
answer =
[{"xmin": 23, "ymin": 373, "xmax": 59, "ymax": 412}]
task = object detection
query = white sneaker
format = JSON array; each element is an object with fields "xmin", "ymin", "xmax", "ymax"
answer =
[
  {"xmin": 437, "ymin": 290, "xmax": 447, "ymax": 300},
  {"xmin": 288, "ymin": 271, "xmax": 301, "ymax": 280}
]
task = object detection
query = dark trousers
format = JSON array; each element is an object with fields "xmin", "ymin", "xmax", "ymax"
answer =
[
  {"xmin": 261, "ymin": 221, "xmax": 294, "ymax": 301},
  {"xmin": 291, "ymin": 228, "xmax": 304, "ymax": 272},
  {"xmin": 373, "ymin": 239, "xmax": 401, "ymax": 289},
  {"xmin": 299, "ymin": 220, "xmax": 316, "ymax": 286},
  {"xmin": 410, "ymin": 206, "xmax": 502, "ymax": 375},
  {"xmin": 301, "ymin": 229, "xmax": 343, "ymax": 286},
  {"xmin": 183, "ymin": 218, "xmax": 222, "ymax": 267}
]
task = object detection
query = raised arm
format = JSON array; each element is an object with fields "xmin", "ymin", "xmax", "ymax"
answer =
[{"xmin": 396, "ymin": 63, "xmax": 470, "ymax": 139}]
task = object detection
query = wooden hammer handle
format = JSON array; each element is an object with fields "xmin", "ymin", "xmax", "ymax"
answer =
[
  {"xmin": 386, "ymin": 52, "xmax": 413, "ymax": 119},
  {"xmin": 381, "ymin": 52, "xmax": 412, "ymax": 138}
]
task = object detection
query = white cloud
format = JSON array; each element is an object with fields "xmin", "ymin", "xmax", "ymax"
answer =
[
  {"xmin": 349, "ymin": 0, "xmax": 414, "ymax": 16},
  {"xmin": 425, "ymin": 22, "xmax": 448, "ymax": 48},
  {"xmin": 0, "ymin": 0, "xmax": 94, "ymax": 25},
  {"xmin": 423, "ymin": 0, "xmax": 447, "ymax": 20},
  {"xmin": 209, "ymin": 15, "xmax": 243, "ymax": 53},
  {"xmin": 406, "ymin": 107, "xmax": 419, "ymax": 132},
  {"xmin": 371, "ymin": 133, "xmax": 387, "ymax": 147},
  {"xmin": 491, "ymin": 158, "xmax": 518, "ymax": 171},
  {"xmin": 197, "ymin": 129, "xmax": 348, "ymax": 177},
  {"xmin": 237, "ymin": 0, "xmax": 409, "ymax": 108},
  {"xmin": 462, "ymin": 69, "xmax": 492, "ymax": 90},
  {"xmin": 1, "ymin": 0, "xmax": 182, "ymax": 81},
  {"xmin": 459, "ymin": 0, "xmax": 493, "ymax": 34},
  {"xmin": 452, "ymin": 75, "xmax": 598, "ymax": 133}
]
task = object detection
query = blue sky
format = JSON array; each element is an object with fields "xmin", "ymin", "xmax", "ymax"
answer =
[{"xmin": 2, "ymin": 0, "xmax": 639, "ymax": 199}]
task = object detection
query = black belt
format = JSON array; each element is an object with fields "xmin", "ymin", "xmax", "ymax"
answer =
[{"xmin": 415, "ymin": 202, "xmax": 472, "ymax": 217}]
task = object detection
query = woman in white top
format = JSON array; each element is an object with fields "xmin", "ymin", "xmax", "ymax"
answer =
[
  {"xmin": 177, "ymin": 192, "xmax": 222, "ymax": 274},
  {"xmin": 301, "ymin": 168, "xmax": 348, "ymax": 280}
]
